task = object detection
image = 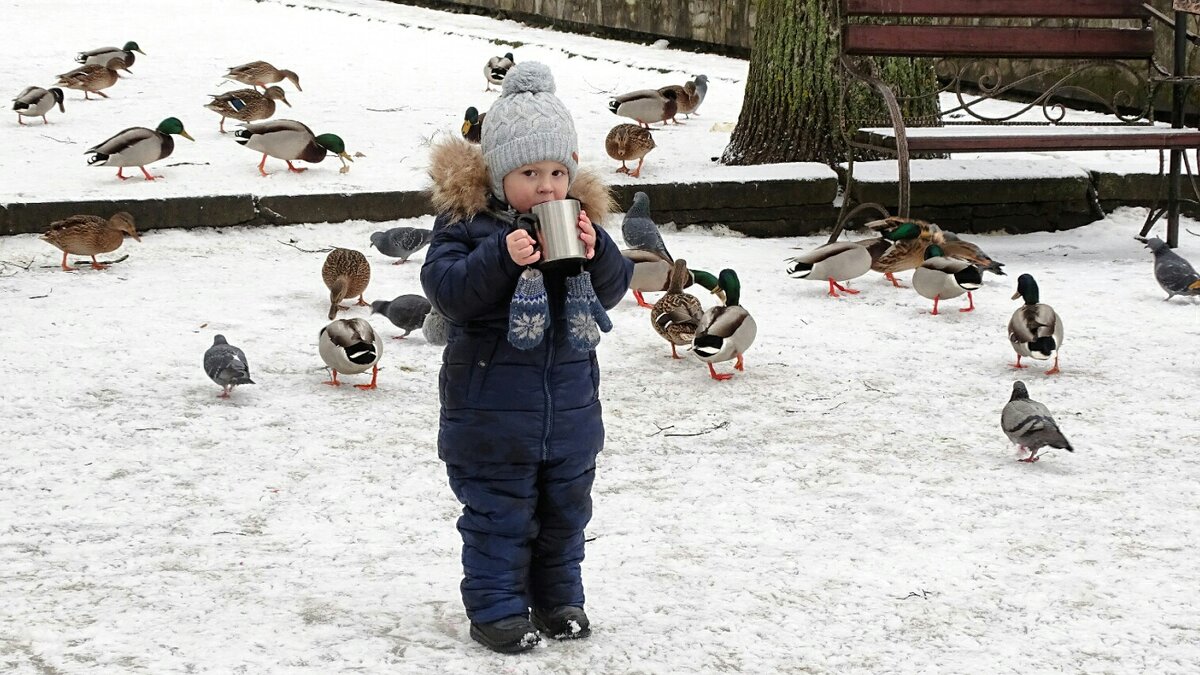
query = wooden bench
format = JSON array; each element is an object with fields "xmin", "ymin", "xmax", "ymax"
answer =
[{"xmin": 833, "ymin": 0, "xmax": 1200, "ymax": 246}]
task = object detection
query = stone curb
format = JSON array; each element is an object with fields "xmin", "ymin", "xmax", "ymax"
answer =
[{"xmin": 1, "ymin": 171, "xmax": 1189, "ymax": 238}]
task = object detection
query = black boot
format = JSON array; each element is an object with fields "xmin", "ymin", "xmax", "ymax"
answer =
[
  {"xmin": 469, "ymin": 615, "xmax": 541, "ymax": 654},
  {"xmin": 532, "ymin": 606, "xmax": 591, "ymax": 640}
]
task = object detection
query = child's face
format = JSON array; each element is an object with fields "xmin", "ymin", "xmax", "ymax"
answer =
[{"xmin": 502, "ymin": 160, "xmax": 570, "ymax": 213}]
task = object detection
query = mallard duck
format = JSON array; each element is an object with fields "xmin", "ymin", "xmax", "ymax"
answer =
[
  {"xmin": 86, "ymin": 117, "xmax": 194, "ymax": 181},
  {"xmin": 940, "ymin": 231, "xmax": 1006, "ymax": 275},
  {"xmin": 1009, "ymin": 273, "xmax": 1063, "ymax": 374},
  {"xmin": 693, "ymin": 269, "xmax": 757, "ymax": 381},
  {"xmin": 40, "ymin": 212, "xmax": 139, "ymax": 271},
  {"xmin": 77, "ymin": 41, "xmax": 143, "ymax": 72},
  {"xmin": 609, "ymin": 88, "xmax": 677, "ymax": 128},
  {"xmin": 204, "ymin": 335, "xmax": 255, "ymax": 399},
  {"xmin": 322, "ymin": 248, "xmax": 371, "ymax": 319},
  {"xmin": 319, "ymin": 318, "xmax": 383, "ymax": 389},
  {"xmin": 233, "ymin": 119, "xmax": 352, "ymax": 175},
  {"xmin": 625, "ymin": 250, "xmax": 722, "ymax": 308},
  {"xmin": 224, "ymin": 61, "xmax": 301, "ymax": 91},
  {"xmin": 462, "ymin": 106, "xmax": 485, "ymax": 143},
  {"xmin": 651, "ymin": 259, "xmax": 704, "ymax": 359},
  {"xmin": 55, "ymin": 57, "xmax": 125, "ymax": 99},
  {"xmin": 606, "ymin": 124, "xmax": 655, "ymax": 177},
  {"xmin": 484, "ymin": 52, "xmax": 514, "ymax": 91},
  {"xmin": 204, "ymin": 86, "xmax": 290, "ymax": 133},
  {"xmin": 12, "ymin": 86, "xmax": 64, "ymax": 125},
  {"xmin": 855, "ymin": 217, "xmax": 943, "ymax": 286},
  {"xmin": 658, "ymin": 76, "xmax": 708, "ymax": 122},
  {"xmin": 911, "ymin": 244, "xmax": 983, "ymax": 315},
  {"xmin": 786, "ymin": 241, "xmax": 873, "ymax": 297}
]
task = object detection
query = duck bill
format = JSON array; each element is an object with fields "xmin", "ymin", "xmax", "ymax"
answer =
[
  {"xmin": 135, "ymin": 48, "xmax": 147, "ymax": 55},
  {"xmin": 180, "ymin": 130, "xmax": 196, "ymax": 142},
  {"xmin": 339, "ymin": 151, "xmax": 354, "ymax": 163},
  {"xmin": 281, "ymin": 98, "xmax": 292, "ymax": 108},
  {"xmin": 1011, "ymin": 290, "xmax": 1021, "ymax": 300},
  {"xmin": 130, "ymin": 232, "xmax": 142, "ymax": 242},
  {"xmin": 461, "ymin": 121, "xmax": 471, "ymax": 135}
]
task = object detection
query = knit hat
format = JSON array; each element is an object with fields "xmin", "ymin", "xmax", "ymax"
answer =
[{"xmin": 482, "ymin": 61, "xmax": 579, "ymax": 204}]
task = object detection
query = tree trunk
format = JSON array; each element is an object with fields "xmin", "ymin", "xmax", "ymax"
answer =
[{"xmin": 722, "ymin": 0, "xmax": 940, "ymax": 166}]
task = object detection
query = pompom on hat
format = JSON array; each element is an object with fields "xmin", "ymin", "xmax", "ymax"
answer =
[{"xmin": 482, "ymin": 61, "xmax": 579, "ymax": 204}]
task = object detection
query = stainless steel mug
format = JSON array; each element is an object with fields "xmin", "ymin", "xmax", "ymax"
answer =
[{"xmin": 529, "ymin": 199, "xmax": 585, "ymax": 266}]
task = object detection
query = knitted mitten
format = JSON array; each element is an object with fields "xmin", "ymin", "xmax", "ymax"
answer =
[
  {"xmin": 508, "ymin": 269, "xmax": 550, "ymax": 349},
  {"xmin": 564, "ymin": 271, "xmax": 613, "ymax": 352}
]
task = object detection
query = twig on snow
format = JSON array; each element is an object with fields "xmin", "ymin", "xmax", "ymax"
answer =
[
  {"xmin": 862, "ymin": 380, "xmax": 885, "ymax": 393},
  {"xmin": 28, "ymin": 288, "xmax": 52, "ymax": 299},
  {"xmin": 896, "ymin": 589, "xmax": 936, "ymax": 600},
  {"xmin": 822, "ymin": 402, "xmax": 846, "ymax": 414},
  {"xmin": 278, "ymin": 240, "xmax": 333, "ymax": 253},
  {"xmin": 1, "ymin": 258, "xmax": 34, "ymax": 270},
  {"xmin": 647, "ymin": 422, "xmax": 676, "ymax": 437},
  {"xmin": 39, "ymin": 254, "xmax": 129, "ymax": 268},
  {"xmin": 40, "ymin": 134, "xmax": 74, "ymax": 144},
  {"xmin": 663, "ymin": 421, "xmax": 728, "ymax": 437},
  {"xmin": 366, "ymin": 106, "xmax": 408, "ymax": 112},
  {"xmin": 1187, "ymin": 228, "xmax": 1199, "ymax": 238},
  {"xmin": 211, "ymin": 531, "xmax": 249, "ymax": 536}
]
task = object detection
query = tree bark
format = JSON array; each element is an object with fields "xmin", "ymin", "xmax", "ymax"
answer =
[{"xmin": 722, "ymin": 0, "xmax": 940, "ymax": 166}]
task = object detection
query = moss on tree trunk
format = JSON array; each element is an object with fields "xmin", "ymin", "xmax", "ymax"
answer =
[{"xmin": 722, "ymin": 0, "xmax": 940, "ymax": 166}]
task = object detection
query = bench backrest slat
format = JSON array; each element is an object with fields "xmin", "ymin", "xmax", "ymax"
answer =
[
  {"xmin": 841, "ymin": 0, "xmax": 1149, "ymax": 19},
  {"xmin": 843, "ymin": 25, "xmax": 1156, "ymax": 59}
]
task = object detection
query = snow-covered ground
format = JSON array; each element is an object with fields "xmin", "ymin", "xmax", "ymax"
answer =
[
  {"xmin": 4, "ymin": 0, "xmax": 1200, "ymax": 672},
  {"xmin": 2, "ymin": 207, "xmax": 1199, "ymax": 673}
]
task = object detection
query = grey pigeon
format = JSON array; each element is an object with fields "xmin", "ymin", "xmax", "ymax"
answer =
[
  {"xmin": 690, "ymin": 74, "xmax": 709, "ymax": 114},
  {"xmin": 1145, "ymin": 238, "xmax": 1200, "ymax": 300},
  {"xmin": 1001, "ymin": 381, "xmax": 1074, "ymax": 463},
  {"xmin": 369, "ymin": 227, "xmax": 434, "ymax": 264},
  {"xmin": 371, "ymin": 294, "xmax": 432, "ymax": 339},
  {"xmin": 423, "ymin": 308, "xmax": 449, "ymax": 346},
  {"xmin": 621, "ymin": 192, "xmax": 672, "ymax": 261},
  {"xmin": 204, "ymin": 335, "xmax": 254, "ymax": 398}
]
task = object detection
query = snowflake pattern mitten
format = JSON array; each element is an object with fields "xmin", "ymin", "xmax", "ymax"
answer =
[
  {"xmin": 564, "ymin": 271, "xmax": 613, "ymax": 352},
  {"xmin": 508, "ymin": 268, "xmax": 550, "ymax": 349}
]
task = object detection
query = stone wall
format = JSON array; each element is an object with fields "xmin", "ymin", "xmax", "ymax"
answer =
[{"xmin": 390, "ymin": 0, "xmax": 754, "ymax": 54}]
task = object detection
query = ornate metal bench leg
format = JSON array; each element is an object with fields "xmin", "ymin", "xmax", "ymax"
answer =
[{"xmin": 829, "ymin": 157, "xmax": 858, "ymax": 243}]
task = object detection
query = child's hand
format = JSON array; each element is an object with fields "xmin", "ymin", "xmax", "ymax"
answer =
[
  {"xmin": 506, "ymin": 229, "xmax": 541, "ymax": 266},
  {"xmin": 577, "ymin": 209, "xmax": 596, "ymax": 260}
]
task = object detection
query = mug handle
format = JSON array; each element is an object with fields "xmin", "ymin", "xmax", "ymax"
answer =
[{"xmin": 514, "ymin": 213, "xmax": 540, "ymax": 252}]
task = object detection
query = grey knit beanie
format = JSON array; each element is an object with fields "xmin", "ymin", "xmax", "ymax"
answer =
[{"xmin": 482, "ymin": 61, "xmax": 579, "ymax": 204}]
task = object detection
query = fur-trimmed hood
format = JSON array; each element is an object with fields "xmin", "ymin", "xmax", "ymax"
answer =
[{"xmin": 427, "ymin": 136, "xmax": 615, "ymax": 225}]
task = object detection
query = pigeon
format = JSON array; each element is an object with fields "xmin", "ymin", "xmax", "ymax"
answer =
[
  {"xmin": 423, "ymin": 308, "xmax": 449, "ymax": 346},
  {"xmin": 371, "ymin": 294, "xmax": 432, "ymax": 339},
  {"xmin": 204, "ymin": 335, "xmax": 254, "ymax": 398},
  {"xmin": 621, "ymin": 192, "xmax": 672, "ymax": 261},
  {"xmin": 1001, "ymin": 381, "xmax": 1074, "ymax": 463},
  {"xmin": 369, "ymin": 227, "xmax": 434, "ymax": 264},
  {"xmin": 1145, "ymin": 238, "xmax": 1200, "ymax": 300}
]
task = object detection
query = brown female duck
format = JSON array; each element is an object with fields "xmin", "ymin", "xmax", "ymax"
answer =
[
  {"xmin": 650, "ymin": 258, "xmax": 704, "ymax": 359},
  {"xmin": 204, "ymin": 86, "xmax": 291, "ymax": 133},
  {"xmin": 41, "ymin": 212, "xmax": 140, "ymax": 271},
  {"xmin": 605, "ymin": 124, "xmax": 655, "ymax": 177},
  {"xmin": 322, "ymin": 248, "xmax": 371, "ymax": 319},
  {"xmin": 224, "ymin": 61, "xmax": 301, "ymax": 92}
]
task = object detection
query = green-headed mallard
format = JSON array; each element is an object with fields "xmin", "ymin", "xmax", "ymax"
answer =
[
  {"xmin": 319, "ymin": 318, "xmax": 383, "ymax": 389},
  {"xmin": 855, "ymin": 217, "xmax": 944, "ymax": 287},
  {"xmin": 651, "ymin": 258, "xmax": 704, "ymax": 359},
  {"xmin": 911, "ymin": 244, "xmax": 983, "ymax": 315},
  {"xmin": 204, "ymin": 86, "xmax": 290, "ymax": 133},
  {"xmin": 233, "ymin": 119, "xmax": 352, "ymax": 175},
  {"xmin": 322, "ymin": 248, "xmax": 371, "ymax": 320},
  {"xmin": 941, "ymin": 231, "xmax": 1006, "ymax": 275},
  {"xmin": 55, "ymin": 57, "xmax": 125, "ymax": 99},
  {"xmin": 484, "ymin": 52, "xmax": 514, "ymax": 91},
  {"xmin": 86, "ymin": 117, "xmax": 194, "ymax": 181},
  {"xmin": 606, "ymin": 124, "xmax": 655, "ymax": 177},
  {"xmin": 1009, "ymin": 273, "xmax": 1063, "ymax": 374},
  {"xmin": 77, "ymin": 41, "xmax": 143, "ymax": 72},
  {"xmin": 693, "ymin": 269, "xmax": 757, "ymax": 381},
  {"xmin": 786, "ymin": 241, "xmax": 872, "ymax": 297},
  {"xmin": 12, "ymin": 86, "xmax": 64, "ymax": 125},
  {"xmin": 224, "ymin": 61, "xmax": 301, "ymax": 92},
  {"xmin": 625, "ymin": 250, "xmax": 722, "ymax": 308},
  {"xmin": 41, "ymin": 212, "xmax": 139, "ymax": 271},
  {"xmin": 609, "ymin": 89, "xmax": 677, "ymax": 128},
  {"xmin": 462, "ymin": 106, "xmax": 485, "ymax": 143}
]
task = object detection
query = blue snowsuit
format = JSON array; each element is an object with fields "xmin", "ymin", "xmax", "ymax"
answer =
[{"xmin": 420, "ymin": 206, "xmax": 632, "ymax": 624}]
